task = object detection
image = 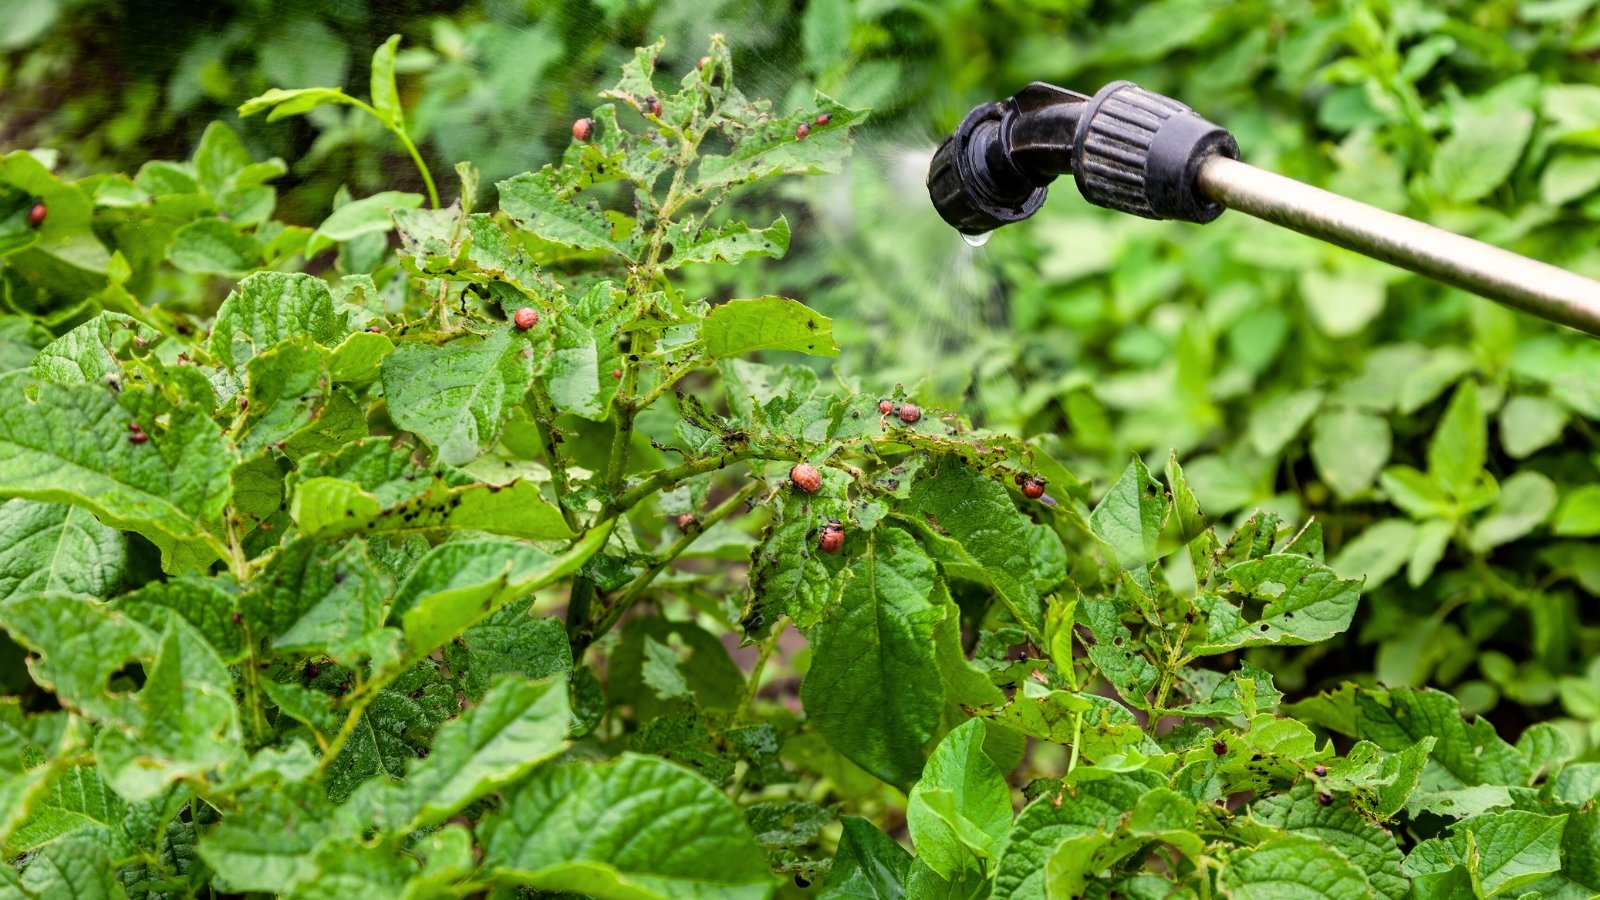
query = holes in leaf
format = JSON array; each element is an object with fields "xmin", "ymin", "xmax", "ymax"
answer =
[{"xmin": 108, "ymin": 660, "xmax": 147, "ymax": 694}]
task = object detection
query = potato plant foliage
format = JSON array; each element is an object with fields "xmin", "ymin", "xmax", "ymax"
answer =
[{"xmin": 0, "ymin": 35, "xmax": 1595, "ymax": 900}]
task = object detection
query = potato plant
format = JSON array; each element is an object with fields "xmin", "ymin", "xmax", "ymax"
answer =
[{"xmin": 0, "ymin": 35, "xmax": 1596, "ymax": 900}]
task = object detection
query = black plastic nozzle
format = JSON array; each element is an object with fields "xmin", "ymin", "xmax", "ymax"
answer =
[{"xmin": 927, "ymin": 80, "xmax": 1239, "ymax": 236}]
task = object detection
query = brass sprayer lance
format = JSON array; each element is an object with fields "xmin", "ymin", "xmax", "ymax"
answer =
[{"xmin": 927, "ymin": 81, "xmax": 1600, "ymax": 337}]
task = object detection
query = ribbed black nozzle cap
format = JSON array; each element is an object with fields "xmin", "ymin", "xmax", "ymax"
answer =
[
  {"xmin": 1072, "ymin": 81, "xmax": 1238, "ymax": 224},
  {"xmin": 926, "ymin": 102, "xmax": 1048, "ymax": 235}
]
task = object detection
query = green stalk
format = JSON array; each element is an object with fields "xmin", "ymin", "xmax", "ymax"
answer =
[
  {"xmin": 582, "ymin": 478, "xmax": 766, "ymax": 648},
  {"xmin": 388, "ymin": 125, "xmax": 440, "ymax": 209}
]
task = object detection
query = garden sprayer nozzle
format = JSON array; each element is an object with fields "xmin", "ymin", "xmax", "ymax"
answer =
[
  {"xmin": 928, "ymin": 80, "xmax": 1600, "ymax": 337},
  {"xmin": 926, "ymin": 81, "xmax": 1238, "ymax": 235}
]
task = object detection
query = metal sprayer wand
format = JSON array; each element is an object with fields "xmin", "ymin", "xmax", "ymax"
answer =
[{"xmin": 927, "ymin": 81, "xmax": 1600, "ymax": 337}]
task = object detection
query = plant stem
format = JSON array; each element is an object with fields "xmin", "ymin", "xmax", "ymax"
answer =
[
  {"xmin": 526, "ymin": 386, "xmax": 580, "ymax": 532},
  {"xmin": 1149, "ymin": 618, "xmax": 1193, "ymax": 726},
  {"xmin": 222, "ymin": 514, "xmax": 270, "ymax": 745},
  {"xmin": 736, "ymin": 617, "xmax": 788, "ymax": 725},
  {"xmin": 584, "ymin": 478, "xmax": 766, "ymax": 646},
  {"xmin": 391, "ymin": 127, "xmax": 441, "ymax": 209},
  {"xmin": 317, "ymin": 680, "xmax": 381, "ymax": 775},
  {"xmin": 612, "ymin": 446, "xmax": 778, "ymax": 513}
]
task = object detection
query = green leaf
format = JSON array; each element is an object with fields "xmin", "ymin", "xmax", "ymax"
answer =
[
  {"xmin": 288, "ymin": 476, "xmax": 380, "ymax": 537},
  {"xmin": 242, "ymin": 538, "xmax": 386, "ymax": 663},
  {"xmin": 497, "ymin": 168, "xmax": 632, "ymax": 257},
  {"xmin": 1248, "ymin": 389, "xmax": 1324, "ymax": 456},
  {"xmin": 10, "ymin": 835, "xmax": 127, "ymax": 900},
  {"xmin": 483, "ymin": 753, "xmax": 775, "ymax": 898},
  {"xmin": 238, "ymin": 86, "xmax": 362, "ymax": 122},
  {"xmin": 1407, "ymin": 518, "xmax": 1454, "ymax": 587},
  {"xmin": 1078, "ymin": 594, "xmax": 1159, "ymax": 707},
  {"xmin": 1311, "ymin": 407, "xmax": 1391, "ymax": 498},
  {"xmin": 1251, "ymin": 785, "xmax": 1406, "ymax": 900},
  {"xmin": 821, "ymin": 816, "xmax": 911, "ymax": 898},
  {"xmin": 395, "ymin": 523, "xmax": 610, "ymax": 656},
  {"xmin": 906, "ymin": 719, "xmax": 1012, "ymax": 880},
  {"xmin": 1191, "ymin": 554, "xmax": 1361, "ymax": 655},
  {"xmin": 1541, "ymin": 152, "xmax": 1600, "ymax": 204},
  {"xmin": 198, "ymin": 781, "xmax": 331, "ymax": 892},
  {"xmin": 306, "ymin": 190, "xmax": 422, "ymax": 259},
  {"xmin": 0, "ymin": 500, "xmax": 124, "ymax": 602},
  {"xmin": 455, "ymin": 605, "xmax": 572, "ymax": 700},
  {"xmin": 1432, "ymin": 104, "xmax": 1535, "ymax": 202},
  {"xmin": 94, "ymin": 615, "xmax": 242, "ymax": 801},
  {"xmin": 111, "ymin": 575, "xmax": 243, "ymax": 663},
  {"xmin": 208, "ymin": 272, "xmax": 348, "ymax": 369},
  {"xmin": 167, "ymin": 218, "xmax": 257, "ymax": 275},
  {"xmin": 743, "ymin": 467, "xmax": 853, "ymax": 636},
  {"xmin": 1468, "ymin": 471, "xmax": 1557, "ymax": 552},
  {"xmin": 609, "ymin": 617, "xmax": 745, "ymax": 720},
  {"xmin": 1332, "ymin": 688, "xmax": 1529, "ymax": 796},
  {"xmin": 993, "ymin": 775, "xmax": 1159, "ymax": 899},
  {"xmin": 1219, "ymin": 835, "xmax": 1374, "ymax": 899},
  {"xmin": 903, "ymin": 455, "xmax": 1043, "ymax": 637},
  {"xmin": 194, "ymin": 121, "xmax": 253, "ymax": 197},
  {"xmin": 1090, "ymin": 457, "xmax": 1165, "ymax": 573},
  {"xmin": 543, "ymin": 281, "xmax": 624, "ymax": 420},
  {"xmin": 365, "ymin": 675, "xmax": 568, "ymax": 831},
  {"xmin": 1370, "ymin": 737, "xmax": 1436, "ymax": 819},
  {"xmin": 1552, "ymin": 483, "xmax": 1600, "ymax": 537},
  {"xmin": 1300, "ymin": 268, "xmax": 1386, "ymax": 337},
  {"xmin": 1330, "ymin": 519, "xmax": 1415, "ymax": 591},
  {"xmin": 327, "ymin": 330, "xmax": 393, "ymax": 383},
  {"xmin": 31, "ymin": 312, "xmax": 160, "ymax": 386},
  {"xmin": 697, "ymin": 94, "xmax": 867, "ymax": 187},
  {"xmin": 369, "ymin": 35, "xmax": 404, "ymax": 130},
  {"xmin": 802, "ymin": 528, "xmax": 945, "ymax": 791},
  {"xmin": 0, "ymin": 592, "xmax": 155, "ymax": 725},
  {"xmin": 393, "ymin": 205, "xmax": 465, "ymax": 273},
  {"xmin": 238, "ymin": 338, "xmax": 367, "ymax": 459},
  {"xmin": 283, "ymin": 836, "xmax": 415, "ymax": 900},
  {"xmin": 1516, "ymin": 722, "xmax": 1576, "ymax": 782},
  {"xmin": 380, "ymin": 329, "xmax": 534, "ymax": 466},
  {"xmin": 4, "ymin": 764, "xmax": 128, "ymax": 856},
  {"xmin": 1429, "ymin": 380, "xmax": 1486, "ymax": 499},
  {"xmin": 1379, "ymin": 466, "xmax": 1454, "ymax": 519},
  {"xmin": 0, "ymin": 377, "xmax": 232, "ymax": 573},
  {"xmin": 1404, "ymin": 811, "xmax": 1566, "ymax": 898},
  {"xmin": 980, "ymin": 688, "xmax": 1157, "ymax": 763},
  {"xmin": 1525, "ymin": 807, "xmax": 1600, "ymax": 898},
  {"xmin": 290, "ymin": 475, "xmax": 572, "ymax": 542},
  {"xmin": 661, "ymin": 216, "xmax": 791, "ymax": 270},
  {"xmin": 701, "ymin": 296, "xmax": 838, "ymax": 359},
  {"xmin": 1498, "ymin": 395, "xmax": 1568, "ymax": 458}
]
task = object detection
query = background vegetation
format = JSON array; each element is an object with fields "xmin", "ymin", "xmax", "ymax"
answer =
[{"xmin": 3, "ymin": 0, "xmax": 1600, "ymax": 896}]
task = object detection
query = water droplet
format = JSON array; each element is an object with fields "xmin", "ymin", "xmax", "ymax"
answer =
[{"xmin": 960, "ymin": 231, "xmax": 991, "ymax": 247}]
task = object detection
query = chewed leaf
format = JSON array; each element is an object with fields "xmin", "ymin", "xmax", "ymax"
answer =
[
  {"xmin": 701, "ymin": 296, "xmax": 837, "ymax": 359},
  {"xmin": 31, "ymin": 312, "xmax": 161, "ymax": 386},
  {"xmin": 1190, "ymin": 553, "xmax": 1360, "ymax": 655},
  {"xmin": 697, "ymin": 93, "xmax": 868, "ymax": 187},
  {"xmin": 497, "ymin": 168, "xmax": 634, "ymax": 257},
  {"xmin": 661, "ymin": 215, "xmax": 790, "ymax": 269}
]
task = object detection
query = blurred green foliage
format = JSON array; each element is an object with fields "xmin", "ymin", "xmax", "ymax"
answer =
[{"xmin": 5, "ymin": 0, "xmax": 1600, "ymax": 753}]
